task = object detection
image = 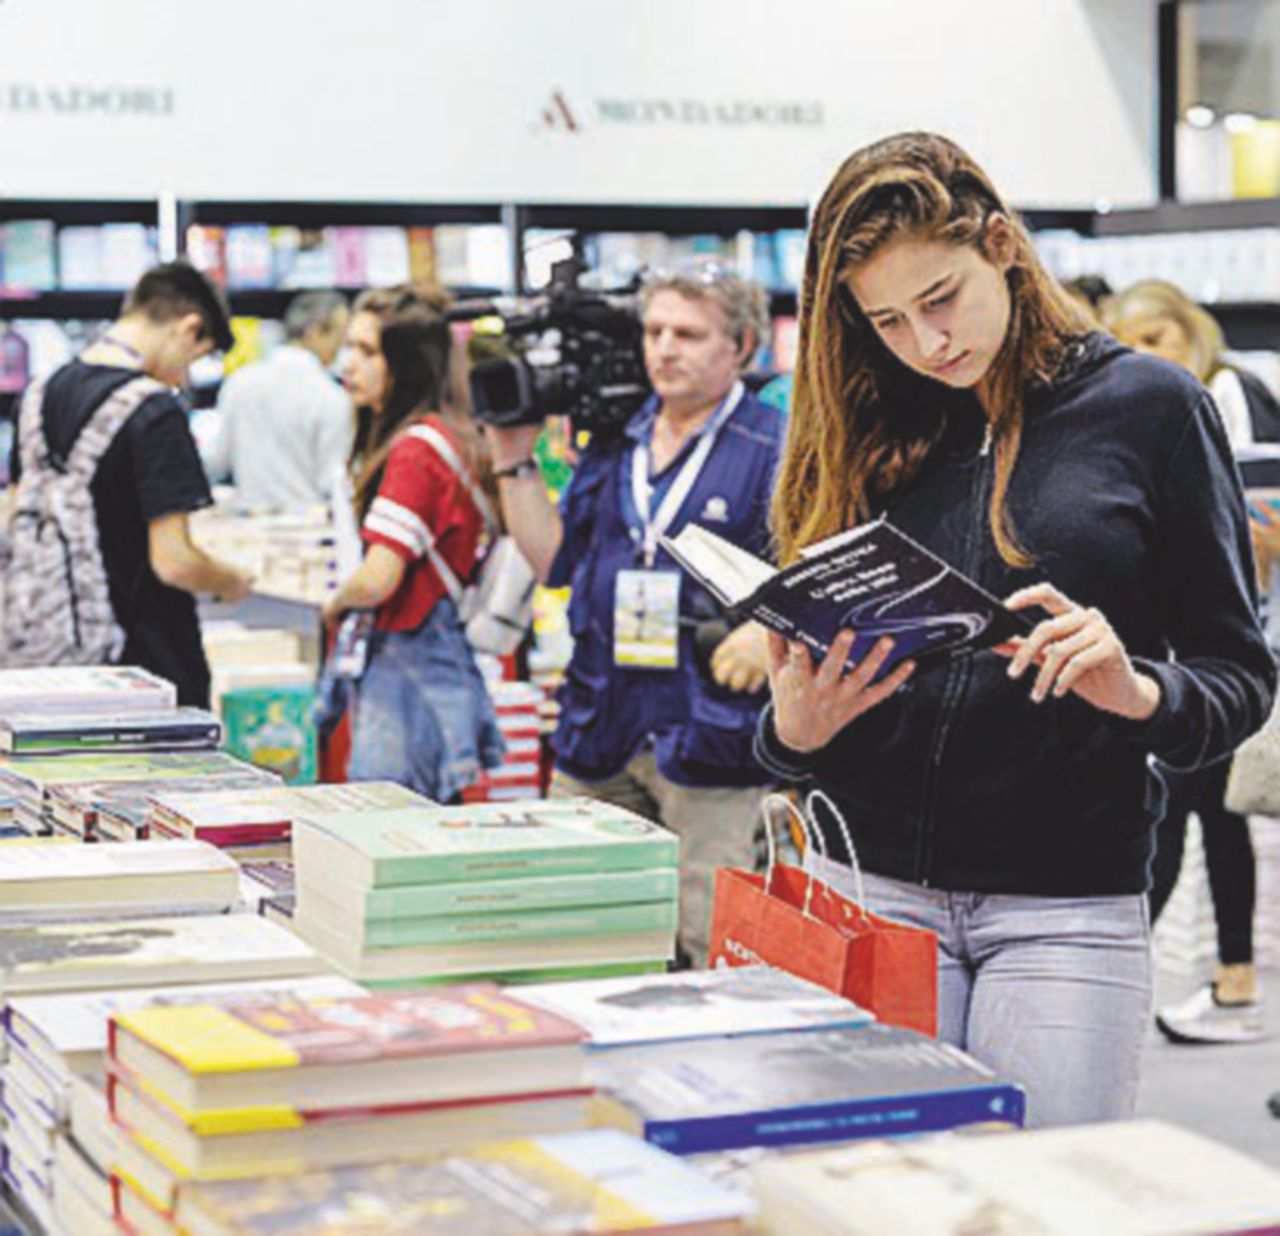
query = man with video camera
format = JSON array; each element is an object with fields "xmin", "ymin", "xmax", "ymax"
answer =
[{"xmin": 485, "ymin": 264, "xmax": 783, "ymax": 968}]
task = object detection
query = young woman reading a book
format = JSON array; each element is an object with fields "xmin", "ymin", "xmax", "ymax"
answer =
[
  {"xmin": 323, "ymin": 284, "xmax": 504, "ymax": 800},
  {"xmin": 755, "ymin": 132, "xmax": 1275, "ymax": 1127}
]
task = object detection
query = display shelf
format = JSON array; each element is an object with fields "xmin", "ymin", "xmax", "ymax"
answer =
[
  {"xmin": 0, "ymin": 197, "xmax": 159, "ymax": 227},
  {"xmin": 1092, "ymin": 198, "xmax": 1280, "ymax": 237},
  {"xmin": 179, "ymin": 200, "xmax": 503, "ymax": 229},
  {"xmin": 224, "ymin": 285, "xmax": 505, "ymax": 319},
  {"xmin": 515, "ymin": 202, "xmax": 807, "ymax": 236},
  {"xmin": 0, "ymin": 290, "xmax": 125, "ymax": 320}
]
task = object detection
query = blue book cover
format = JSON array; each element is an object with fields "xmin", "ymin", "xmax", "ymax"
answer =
[
  {"xmin": 662, "ymin": 519, "xmax": 1033, "ymax": 678},
  {"xmin": 595, "ymin": 1023, "xmax": 1025, "ymax": 1156}
]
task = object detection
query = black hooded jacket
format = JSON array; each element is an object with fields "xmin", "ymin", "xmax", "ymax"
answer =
[{"xmin": 755, "ymin": 334, "xmax": 1277, "ymax": 895}]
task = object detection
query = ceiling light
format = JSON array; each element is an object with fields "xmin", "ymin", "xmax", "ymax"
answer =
[{"xmin": 1225, "ymin": 112, "xmax": 1260, "ymax": 135}]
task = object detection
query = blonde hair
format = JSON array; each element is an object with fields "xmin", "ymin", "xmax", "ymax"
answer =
[
  {"xmin": 1102, "ymin": 279, "xmax": 1225, "ymax": 383},
  {"xmin": 772, "ymin": 132, "xmax": 1090, "ymax": 569}
]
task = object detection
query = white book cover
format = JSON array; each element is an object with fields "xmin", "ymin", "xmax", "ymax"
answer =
[
  {"xmin": 518, "ymin": 965, "xmax": 873, "ymax": 1047},
  {"xmin": 752, "ymin": 1118, "xmax": 1280, "ymax": 1236},
  {"xmin": 0, "ymin": 838, "xmax": 237, "ymax": 885},
  {"xmin": 8, "ymin": 974, "xmax": 364, "ymax": 1075},
  {"xmin": 0, "ymin": 666, "xmax": 176, "ymax": 715},
  {"xmin": 0, "ymin": 913, "xmax": 325, "ymax": 997}
]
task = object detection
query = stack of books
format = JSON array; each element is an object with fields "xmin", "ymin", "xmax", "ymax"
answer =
[
  {"xmin": 592, "ymin": 1023, "xmax": 1025, "ymax": 1156},
  {"xmin": 518, "ymin": 965, "xmax": 874, "ymax": 1049},
  {"xmin": 106, "ymin": 985, "xmax": 590, "ymax": 1227},
  {"xmin": 468, "ymin": 681, "xmax": 544, "ymax": 803},
  {"xmin": 0, "ymin": 706, "xmax": 221, "ymax": 757},
  {"xmin": 146, "ymin": 779, "xmax": 429, "ymax": 852},
  {"xmin": 1, "ymin": 750, "xmax": 279, "ymax": 839},
  {"xmin": 0, "ymin": 913, "xmax": 325, "ymax": 1229},
  {"xmin": 0, "ymin": 666, "xmax": 177, "ymax": 717},
  {"xmin": 0, "ymin": 838, "xmax": 240, "ymax": 921},
  {"xmin": 6, "ymin": 975, "xmax": 361, "ymax": 1236},
  {"xmin": 172, "ymin": 1129, "xmax": 753, "ymax": 1235},
  {"xmin": 749, "ymin": 1119, "xmax": 1280, "ymax": 1235},
  {"xmin": 289, "ymin": 797, "xmax": 680, "ymax": 985}
]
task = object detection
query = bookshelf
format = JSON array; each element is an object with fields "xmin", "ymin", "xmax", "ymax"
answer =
[{"xmin": 8, "ymin": 194, "xmax": 1280, "ymax": 420}]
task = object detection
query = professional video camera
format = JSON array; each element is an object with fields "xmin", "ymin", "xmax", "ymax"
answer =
[{"xmin": 460, "ymin": 254, "xmax": 651, "ymax": 437}]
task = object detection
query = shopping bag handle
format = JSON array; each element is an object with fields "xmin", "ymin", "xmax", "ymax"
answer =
[
  {"xmin": 760, "ymin": 792, "xmax": 828, "ymax": 920},
  {"xmin": 804, "ymin": 789, "xmax": 871, "ymax": 924}
]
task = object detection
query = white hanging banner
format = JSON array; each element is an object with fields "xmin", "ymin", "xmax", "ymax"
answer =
[{"xmin": 0, "ymin": 0, "xmax": 1155, "ymax": 207}]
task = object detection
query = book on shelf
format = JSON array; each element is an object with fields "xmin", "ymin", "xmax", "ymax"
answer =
[
  {"xmin": 237, "ymin": 858, "xmax": 295, "ymax": 915},
  {"xmin": 51, "ymin": 1131, "xmax": 112, "ymax": 1236},
  {"xmin": 0, "ymin": 838, "xmax": 239, "ymax": 919},
  {"xmin": 593, "ymin": 1023, "xmax": 1025, "ymax": 1156},
  {"xmin": 0, "ymin": 706, "xmax": 221, "ymax": 756},
  {"xmin": 315, "ymin": 864, "xmax": 678, "ymax": 923},
  {"xmin": 518, "ymin": 965, "xmax": 873, "ymax": 1048},
  {"xmin": 0, "ymin": 912, "xmax": 325, "ymax": 999},
  {"xmin": 109, "ymin": 1078, "xmax": 593, "ymax": 1197},
  {"xmin": 299, "ymin": 888, "xmax": 677, "ymax": 951},
  {"xmin": 290, "ymin": 912, "xmax": 675, "ymax": 983},
  {"xmin": 69, "ymin": 1072, "xmax": 113, "ymax": 1175},
  {"xmin": 661, "ymin": 519, "xmax": 1032, "ymax": 678},
  {"xmin": 749, "ymin": 1118, "xmax": 1280, "ymax": 1235},
  {"xmin": 59, "ymin": 766, "xmax": 279, "ymax": 842},
  {"xmin": 292, "ymin": 797, "xmax": 679, "ymax": 892},
  {"xmin": 6, "ymin": 975, "xmax": 364, "ymax": 1109},
  {"xmin": 107, "ymin": 984, "xmax": 587, "ymax": 1117},
  {"xmin": 166, "ymin": 1128, "xmax": 751, "ymax": 1236},
  {"xmin": 0, "ymin": 220, "xmax": 57, "ymax": 291},
  {"xmin": 0, "ymin": 665, "xmax": 177, "ymax": 715},
  {"xmin": 146, "ymin": 778, "xmax": 431, "ymax": 847}
]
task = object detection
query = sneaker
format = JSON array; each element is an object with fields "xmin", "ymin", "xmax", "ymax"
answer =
[{"xmin": 1156, "ymin": 983, "xmax": 1268, "ymax": 1044}]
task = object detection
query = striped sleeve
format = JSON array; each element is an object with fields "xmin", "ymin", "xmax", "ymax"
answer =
[{"xmin": 362, "ymin": 429, "xmax": 466, "ymax": 562}]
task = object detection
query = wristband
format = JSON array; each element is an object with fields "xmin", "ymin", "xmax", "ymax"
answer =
[{"xmin": 494, "ymin": 458, "xmax": 539, "ymax": 481}]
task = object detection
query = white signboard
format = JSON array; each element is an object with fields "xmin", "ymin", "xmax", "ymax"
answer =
[{"xmin": 0, "ymin": 0, "xmax": 1156, "ymax": 208}]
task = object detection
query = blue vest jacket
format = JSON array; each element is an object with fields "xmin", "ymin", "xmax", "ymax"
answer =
[{"xmin": 548, "ymin": 388, "xmax": 784, "ymax": 787}]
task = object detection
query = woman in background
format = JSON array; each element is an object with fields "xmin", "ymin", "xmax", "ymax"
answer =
[
  {"xmin": 1105, "ymin": 278, "xmax": 1280, "ymax": 1044},
  {"xmin": 323, "ymin": 284, "xmax": 504, "ymax": 801}
]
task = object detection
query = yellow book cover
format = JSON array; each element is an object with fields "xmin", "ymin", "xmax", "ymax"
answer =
[{"xmin": 114, "ymin": 1005, "xmax": 300, "ymax": 1074}]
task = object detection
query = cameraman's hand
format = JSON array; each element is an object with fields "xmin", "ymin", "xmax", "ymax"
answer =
[
  {"xmin": 767, "ymin": 630, "xmax": 915, "ymax": 754},
  {"xmin": 484, "ymin": 423, "xmax": 544, "ymax": 472},
  {"xmin": 711, "ymin": 622, "xmax": 769, "ymax": 693}
]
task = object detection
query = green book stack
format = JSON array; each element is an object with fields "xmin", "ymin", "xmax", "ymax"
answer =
[{"xmin": 290, "ymin": 797, "xmax": 680, "ymax": 987}]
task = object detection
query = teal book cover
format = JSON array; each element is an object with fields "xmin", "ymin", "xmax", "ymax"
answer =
[{"xmin": 220, "ymin": 685, "xmax": 317, "ymax": 786}]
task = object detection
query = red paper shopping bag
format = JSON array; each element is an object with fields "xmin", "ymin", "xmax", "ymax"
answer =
[{"xmin": 707, "ymin": 794, "xmax": 938, "ymax": 1037}]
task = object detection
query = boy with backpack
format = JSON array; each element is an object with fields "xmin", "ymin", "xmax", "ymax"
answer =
[{"xmin": 3, "ymin": 262, "xmax": 253, "ymax": 705}]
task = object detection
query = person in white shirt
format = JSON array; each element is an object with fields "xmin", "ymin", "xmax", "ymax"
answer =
[{"xmin": 205, "ymin": 290, "xmax": 352, "ymax": 509}]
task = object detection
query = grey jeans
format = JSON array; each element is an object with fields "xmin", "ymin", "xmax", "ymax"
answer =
[{"xmin": 808, "ymin": 854, "xmax": 1153, "ymax": 1129}]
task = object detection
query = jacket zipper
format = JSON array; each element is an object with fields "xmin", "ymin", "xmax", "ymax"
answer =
[{"xmin": 913, "ymin": 422, "xmax": 994, "ymax": 885}]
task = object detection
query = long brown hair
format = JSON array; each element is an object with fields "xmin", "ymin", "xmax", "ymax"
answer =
[
  {"xmin": 773, "ymin": 132, "xmax": 1089, "ymax": 568},
  {"xmin": 349, "ymin": 283, "xmax": 496, "ymax": 524}
]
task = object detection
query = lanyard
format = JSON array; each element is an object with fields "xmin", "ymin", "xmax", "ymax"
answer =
[{"xmin": 630, "ymin": 381, "xmax": 744, "ymax": 568}]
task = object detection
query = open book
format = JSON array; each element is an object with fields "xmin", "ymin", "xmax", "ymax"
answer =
[{"xmin": 661, "ymin": 520, "xmax": 1032, "ymax": 676}]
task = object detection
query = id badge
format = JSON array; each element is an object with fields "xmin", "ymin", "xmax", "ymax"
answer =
[
  {"xmin": 614, "ymin": 570, "xmax": 681, "ymax": 669},
  {"xmin": 331, "ymin": 609, "xmax": 375, "ymax": 680}
]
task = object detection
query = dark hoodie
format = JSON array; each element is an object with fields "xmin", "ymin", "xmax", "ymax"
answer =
[
  {"xmin": 756, "ymin": 334, "xmax": 1277, "ymax": 896},
  {"xmin": 12, "ymin": 360, "xmax": 214, "ymax": 705}
]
